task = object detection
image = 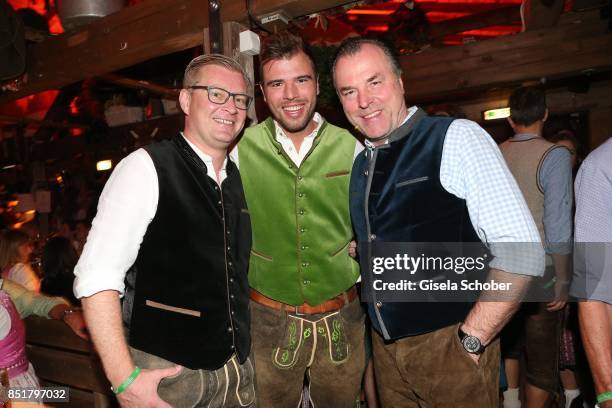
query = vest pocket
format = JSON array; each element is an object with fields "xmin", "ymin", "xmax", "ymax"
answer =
[
  {"xmin": 145, "ymin": 299, "xmax": 201, "ymax": 317},
  {"xmin": 325, "ymin": 170, "xmax": 350, "ymax": 178},
  {"xmin": 251, "ymin": 249, "xmax": 273, "ymax": 261},
  {"xmin": 395, "ymin": 176, "xmax": 429, "ymax": 188}
]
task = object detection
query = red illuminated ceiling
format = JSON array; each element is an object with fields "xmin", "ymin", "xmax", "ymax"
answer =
[
  {"xmin": 339, "ymin": 0, "xmax": 525, "ymax": 45},
  {"xmin": 7, "ymin": 0, "xmax": 64, "ymax": 34}
]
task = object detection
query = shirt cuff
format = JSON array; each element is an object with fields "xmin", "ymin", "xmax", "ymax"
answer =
[
  {"xmin": 73, "ymin": 271, "xmax": 126, "ymax": 299},
  {"xmin": 488, "ymin": 242, "xmax": 545, "ymax": 277}
]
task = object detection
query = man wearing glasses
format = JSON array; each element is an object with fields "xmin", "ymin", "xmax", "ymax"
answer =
[
  {"xmin": 74, "ymin": 55, "xmax": 256, "ymax": 407},
  {"xmin": 230, "ymin": 32, "xmax": 364, "ymax": 407}
]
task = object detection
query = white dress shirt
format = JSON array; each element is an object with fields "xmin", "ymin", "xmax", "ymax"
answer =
[{"xmin": 73, "ymin": 134, "xmax": 227, "ymax": 298}]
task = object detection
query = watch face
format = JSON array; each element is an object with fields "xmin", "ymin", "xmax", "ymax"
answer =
[{"xmin": 462, "ymin": 335, "xmax": 481, "ymax": 353}]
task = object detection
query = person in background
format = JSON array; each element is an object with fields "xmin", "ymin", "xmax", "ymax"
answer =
[
  {"xmin": 548, "ymin": 129, "xmax": 580, "ymax": 170},
  {"xmin": 1, "ymin": 278, "xmax": 86, "ymax": 392},
  {"xmin": 547, "ymin": 128, "xmax": 584, "ymax": 408},
  {"xmin": 571, "ymin": 137, "xmax": 612, "ymax": 408},
  {"xmin": 500, "ymin": 86, "xmax": 573, "ymax": 408},
  {"xmin": 0, "ymin": 229, "xmax": 40, "ymax": 292},
  {"xmin": 40, "ymin": 236, "xmax": 80, "ymax": 305}
]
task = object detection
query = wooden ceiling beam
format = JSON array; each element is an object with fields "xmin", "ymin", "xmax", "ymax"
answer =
[
  {"xmin": 0, "ymin": 0, "xmax": 354, "ymax": 104},
  {"xmin": 428, "ymin": 5, "xmax": 521, "ymax": 40},
  {"xmin": 401, "ymin": 11, "xmax": 612, "ymax": 103},
  {"xmin": 99, "ymin": 74, "xmax": 179, "ymax": 99}
]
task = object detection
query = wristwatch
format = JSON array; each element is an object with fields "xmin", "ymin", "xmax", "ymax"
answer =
[{"xmin": 458, "ymin": 327, "xmax": 485, "ymax": 354}]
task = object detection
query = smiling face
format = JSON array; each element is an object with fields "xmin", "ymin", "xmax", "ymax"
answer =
[
  {"xmin": 260, "ymin": 51, "xmax": 319, "ymax": 139},
  {"xmin": 179, "ymin": 64, "xmax": 248, "ymax": 153},
  {"xmin": 333, "ymin": 43, "xmax": 408, "ymax": 145}
]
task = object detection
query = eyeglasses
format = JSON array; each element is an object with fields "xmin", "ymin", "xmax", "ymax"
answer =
[{"xmin": 187, "ymin": 85, "xmax": 252, "ymax": 110}]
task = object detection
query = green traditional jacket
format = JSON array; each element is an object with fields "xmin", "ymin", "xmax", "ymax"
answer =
[{"xmin": 237, "ymin": 117, "xmax": 359, "ymax": 306}]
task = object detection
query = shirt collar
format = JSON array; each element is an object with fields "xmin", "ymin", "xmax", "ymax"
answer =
[
  {"xmin": 274, "ymin": 112, "xmax": 323, "ymax": 141},
  {"xmin": 511, "ymin": 133, "xmax": 541, "ymax": 142},
  {"xmin": 364, "ymin": 106, "xmax": 418, "ymax": 150}
]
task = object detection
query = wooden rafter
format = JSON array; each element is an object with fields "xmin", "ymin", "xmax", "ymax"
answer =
[
  {"xmin": 99, "ymin": 74, "xmax": 179, "ymax": 99},
  {"xmin": 428, "ymin": 5, "xmax": 521, "ymax": 40},
  {"xmin": 401, "ymin": 10, "xmax": 612, "ymax": 103},
  {"xmin": 0, "ymin": 0, "xmax": 354, "ymax": 104}
]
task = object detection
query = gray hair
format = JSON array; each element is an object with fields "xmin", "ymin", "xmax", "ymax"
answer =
[{"xmin": 331, "ymin": 37, "xmax": 402, "ymax": 86}]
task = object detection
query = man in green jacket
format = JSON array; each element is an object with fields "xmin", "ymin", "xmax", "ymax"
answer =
[{"xmin": 230, "ymin": 31, "xmax": 365, "ymax": 407}]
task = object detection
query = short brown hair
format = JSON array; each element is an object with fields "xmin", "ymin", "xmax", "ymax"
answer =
[
  {"xmin": 259, "ymin": 31, "xmax": 316, "ymax": 82},
  {"xmin": 508, "ymin": 86, "xmax": 546, "ymax": 127},
  {"xmin": 183, "ymin": 54, "xmax": 252, "ymax": 93}
]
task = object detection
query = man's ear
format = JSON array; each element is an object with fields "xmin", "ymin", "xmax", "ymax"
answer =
[
  {"xmin": 179, "ymin": 88, "xmax": 191, "ymax": 115},
  {"xmin": 507, "ymin": 117, "xmax": 515, "ymax": 129},
  {"xmin": 543, "ymin": 108, "xmax": 549, "ymax": 123},
  {"xmin": 399, "ymin": 76, "xmax": 404, "ymax": 93},
  {"xmin": 316, "ymin": 75, "xmax": 320, "ymax": 96}
]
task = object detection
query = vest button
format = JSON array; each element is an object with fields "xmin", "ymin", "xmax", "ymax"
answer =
[
  {"xmin": 231, "ymin": 345, "xmax": 235, "ymax": 349},
  {"xmin": 298, "ymin": 176, "xmax": 303, "ymax": 180},
  {"xmin": 228, "ymin": 261, "xmax": 233, "ymax": 267},
  {"xmin": 230, "ymin": 294, "xmax": 235, "ymax": 299},
  {"xmin": 299, "ymin": 209, "xmax": 305, "ymax": 215},
  {"xmin": 298, "ymin": 192, "xmax": 303, "ymax": 198},
  {"xmin": 370, "ymin": 234, "xmax": 376, "ymax": 241},
  {"xmin": 302, "ymin": 262, "xmax": 308, "ymax": 267},
  {"xmin": 300, "ymin": 228, "xmax": 305, "ymax": 233},
  {"xmin": 376, "ymin": 301, "xmax": 382, "ymax": 308},
  {"xmin": 229, "ymin": 277, "xmax": 234, "ymax": 283},
  {"xmin": 301, "ymin": 245, "xmax": 307, "ymax": 250},
  {"xmin": 228, "ymin": 327, "xmax": 233, "ymax": 333},
  {"xmin": 364, "ymin": 170, "xmax": 368, "ymax": 176},
  {"xmin": 303, "ymin": 280, "xmax": 311, "ymax": 285}
]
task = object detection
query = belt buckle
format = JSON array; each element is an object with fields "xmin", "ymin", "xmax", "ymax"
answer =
[{"xmin": 293, "ymin": 305, "xmax": 304, "ymax": 316}]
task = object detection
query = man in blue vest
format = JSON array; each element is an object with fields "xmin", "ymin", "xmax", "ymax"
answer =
[{"xmin": 332, "ymin": 37, "xmax": 544, "ymax": 407}]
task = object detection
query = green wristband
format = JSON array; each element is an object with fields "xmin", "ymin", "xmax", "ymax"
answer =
[
  {"xmin": 597, "ymin": 391, "xmax": 612, "ymax": 405},
  {"xmin": 112, "ymin": 366, "xmax": 141, "ymax": 394}
]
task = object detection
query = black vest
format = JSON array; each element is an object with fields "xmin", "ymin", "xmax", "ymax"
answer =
[
  {"xmin": 127, "ymin": 135, "xmax": 251, "ymax": 369},
  {"xmin": 350, "ymin": 111, "xmax": 486, "ymax": 340}
]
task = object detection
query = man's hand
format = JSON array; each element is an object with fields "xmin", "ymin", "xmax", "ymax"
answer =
[
  {"xmin": 348, "ymin": 240, "xmax": 357, "ymax": 258},
  {"xmin": 116, "ymin": 366, "xmax": 182, "ymax": 408},
  {"xmin": 546, "ymin": 280, "xmax": 569, "ymax": 311},
  {"xmin": 63, "ymin": 310, "xmax": 89, "ymax": 340}
]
